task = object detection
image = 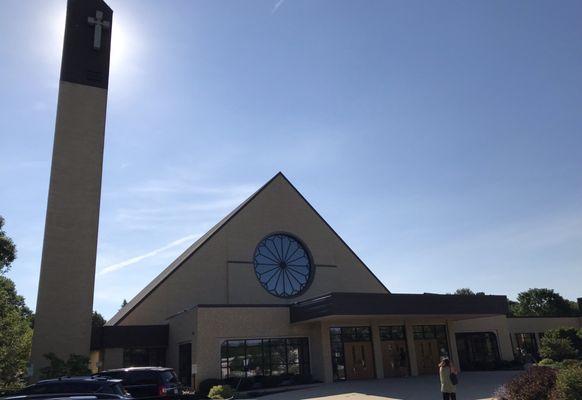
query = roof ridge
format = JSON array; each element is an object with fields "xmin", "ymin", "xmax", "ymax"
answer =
[{"xmin": 107, "ymin": 171, "xmax": 389, "ymax": 325}]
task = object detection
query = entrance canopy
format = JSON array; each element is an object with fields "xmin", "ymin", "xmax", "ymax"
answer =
[
  {"xmin": 91, "ymin": 325, "xmax": 169, "ymax": 350},
  {"xmin": 290, "ymin": 292, "xmax": 508, "ymax": 323}
]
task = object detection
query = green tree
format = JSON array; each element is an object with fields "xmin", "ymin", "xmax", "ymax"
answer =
[
  {"xmin": 92, "ymin": 311, "xmax": 106, "ymax": 330},
  {"xmin": 454, "ymin": 288, "xmax": 475, "ymax": 296},
  {"xmin": 508, "ymin": 299, "xmax": 519, "ymax": 316},
  {"xmin": 513, "ymin": 288, "xmax": 575, "ymax": 317},
  {"xmin": 539, "ymin": 337, "xmax": 577, "ymax": 362},
  {"xmin": 542, "ymin": 327, "xmax": 582, "ymax": 355},
  {"xmin": 0, "ymin": 216, "xmax": 16, "ymax": 274},
  {"xmin": 0, "ymin": 276, "xmax": 33, "ymax": 327},
  {"xmin": 0, "ymin": 217, "xmax": 32, "ymax": 389},
  {"xmin": 452, "ymin": 288, "xmax": 486, "ymax": 296},
  {"xmin": 0, "ymin": 280, "xmax": 33, "ymax": 388}
]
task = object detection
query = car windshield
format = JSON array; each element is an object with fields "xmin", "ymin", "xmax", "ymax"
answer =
[{"xmin": 125, "ymin": 371, "xmax": 158, "ymax": 385}]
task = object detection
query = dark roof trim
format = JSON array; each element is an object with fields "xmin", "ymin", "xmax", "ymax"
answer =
[
  {"xmin": 290, "ymin": 292, "xmax": 509, "ymax": 323},
  {"xmin": 507, "ymin": 315, "xmax": 581, "ymax": 319},
  {"xmin": 197, "ymin": 304, "xmax": 291, "ymax": 308},
  {"xmin": 91, "ymin": 325, "xmax": 168, "ymax": 350}
]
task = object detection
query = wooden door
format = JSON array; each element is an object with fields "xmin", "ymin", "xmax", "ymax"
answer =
[
  {"xmin": 381, "ymin": 340, "xmax": 409, "ymax": 377},
  {"xmin": 344, "ymin": 341, "xmax": 375, "ymax": 380},
  {"xmin": 415, "ymin": 339, "xmax": 440, "ymax": 374}
]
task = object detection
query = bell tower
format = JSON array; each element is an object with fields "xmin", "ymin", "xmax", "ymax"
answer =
[{"xmin": 30, "ymin": 0, "xmax": 112, "ymax": 379}]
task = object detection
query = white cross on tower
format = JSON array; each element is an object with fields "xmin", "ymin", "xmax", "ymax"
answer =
[{"xmin": 88, "ymin": 10, "xmax": 110, "ymax": 50}]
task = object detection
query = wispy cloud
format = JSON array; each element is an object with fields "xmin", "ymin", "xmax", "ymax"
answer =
[
  {"xmin": 104, "ymin": 177, "xmax": 257, "ymax": 230},
  {"xmin": 127, "ymin": 180, "xmax": 256, "ymax": 196},
  {"xmin": 272, "ymin": 0, "xmax": 285, "ymax": 14},
  {"xmin": 97, "ymin": 233, "xmax": 200, "ymax": 275}
]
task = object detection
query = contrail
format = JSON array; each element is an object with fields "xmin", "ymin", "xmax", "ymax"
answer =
[
  {"xmin": 272, "ymin": 0, "xmax": 285, "ymax": 14},
  {"xmin": 97, "ymin": 234, "xmax": 199, "ymax": 275}
]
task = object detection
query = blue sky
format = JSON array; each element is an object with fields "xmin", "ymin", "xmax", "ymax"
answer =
[{"xmin": 1, "ymin": 0, "xmax": 582, "ymax": 319}]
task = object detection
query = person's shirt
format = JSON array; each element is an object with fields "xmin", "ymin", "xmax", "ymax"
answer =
[{"xmin": 439, "ymin": 366, "xmax": 456, "ymax": 393}]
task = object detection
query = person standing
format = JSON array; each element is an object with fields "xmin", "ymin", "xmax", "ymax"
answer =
[{"xmin": 439, "ymin": 358, "xmax": 458, "ymax": 400}]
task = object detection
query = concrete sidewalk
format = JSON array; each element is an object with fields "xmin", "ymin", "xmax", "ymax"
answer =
[{"xmin": 256, "ymin": 371, "xmax": 520, "ymax": 400}]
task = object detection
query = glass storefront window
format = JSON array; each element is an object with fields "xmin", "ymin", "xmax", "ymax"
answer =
[
  {"xmin": 333, "ymin": 327, "xmax": 371, "ymax": 342},
  {"xmin": 329, "ymin": 327, "xmax": 373, "ymax": 381},
  {"xmin": 379, "ymin": 326, "xmax": 405, "ymax": 341},
  {"xmin": 270, "ymin": 339, "xmax": 287, "ymax": 366},
  {"xmin": 412, "ymin": 325, "xmax": 449, "ymax": 375},
  {"xmin": 513, "ymin": 333, "xmax": 538, "ymax": 360},
  {"xmin": 423, "ymin": 325, "xmax": 435, "ymax": 339},
  {"xmin": 379, "ymin": 326, "xmax": 409, "ymax": 377},
  {"xmin": 456, "ymin": 332, "xmax": 500, "ymax": 370},
  {"xmin": 220, "ymin": 337, "xmax": 309, "ymax": 379},
  {"xmin": 245, "ymin": 340, "xmax": 264, "ymax": 377}
]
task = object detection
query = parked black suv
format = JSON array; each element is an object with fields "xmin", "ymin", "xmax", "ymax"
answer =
[
  {"xmin": 96, "ymin": 368, "xmax": 181, "ymax": 398},
  {"xmin": 4, "ymin": 376, "xmax": 130, "ymax": 400}
]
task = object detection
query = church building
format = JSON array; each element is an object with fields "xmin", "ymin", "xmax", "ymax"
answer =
[
  {"xmin": 91, "ymin": 173, "xmax": 582, "ymax": 388},
  {"xmin": 32, "ymin": 0, "xmax": 580, "ymax": 387}
]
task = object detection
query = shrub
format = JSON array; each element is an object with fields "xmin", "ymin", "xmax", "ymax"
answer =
[
  {"xmin": 560, "ymin": 359, "xmax": 582, "ymax": 369},
  {"xmin": 541, "ymin": 328, "xmax": 582, "ymax": 357},
  {"xmin": 552, "ymin": 366, "xmax": 582, "ymax": 400},
  {"xmin": 208, "ymin": 385, "xmax": 234, "ymax": 399},
  {"xmin": 493, "ymin": 384, "xmax": 509, "ymax": 400},
  {"xmin": 539, "ymin": 358, "xmax": 557, "ymax": 366},
  {"xmin": 39, "ymin": 353, "xmax": 91, "ymax": 379},
  {"xmin": 198, "ymin": 379, "xmax": 224, "ymax": 395},
  {"xmin": 540, "ymin": 337, "xmax": 578, "ymax": 362},
  {"xmin": 39, "ymin": 353, "xmax": 67, "ymax": 379},
  {"xmin": 502, "ymin": 366, "xmax": 557, "ymax": 400}
]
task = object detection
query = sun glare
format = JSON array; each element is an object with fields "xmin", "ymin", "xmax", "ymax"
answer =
[{"xmin": 110, "ymin": 20, "xmax": 128, "ymax": 73}]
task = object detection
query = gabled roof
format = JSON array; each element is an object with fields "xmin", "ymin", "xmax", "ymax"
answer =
[{"xmin": 107, "ymin": 172, "xmax": 389, "ymax": 325}]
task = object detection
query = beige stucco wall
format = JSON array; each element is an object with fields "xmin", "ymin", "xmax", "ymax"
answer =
[
  {"xmin": 507, "ymin": 317, "xmax": 582, "ymax": 333},
  {"xmin": 116, "ymin": 175, "xmax": 387, "ymax": 326},
  {"xmin": 89, "ymin": 350, "xmax": 101, "ymax": 373},
  {"xmin": 166, "ymin": 308, "xmax": 197, "ymax": 377},
  {"xmin": 195, "ymin": 307, "xmax": 322, "ymax": 387},
  {"xmin": 31, "ymin": 81, "xmax": 108, "ymax": 378}
]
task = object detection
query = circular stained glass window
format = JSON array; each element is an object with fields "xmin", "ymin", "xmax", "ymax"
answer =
[{"xmin": 253, "ymin": 234, "xmax": 312, "ymax": 297}]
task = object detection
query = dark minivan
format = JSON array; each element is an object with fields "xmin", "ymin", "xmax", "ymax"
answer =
[{"xmin": 96, "ymin": 368, "xmax": 181, "ymax": 398}]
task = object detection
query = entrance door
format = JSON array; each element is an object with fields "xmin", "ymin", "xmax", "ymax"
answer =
[
  {"xmin": 381, "ymin": 340, "xmax": 409, "ymax": 377},
  {"xmin": 344, "ymin": 341, "xmax": 375, "ymax": 380},
  {"xmin": 415, "ymin": 339, "xmax": 440, "ymax": 374},
  {"xmin": 178, "ymin": 343, "xmax": 192, "ymax": 387}
]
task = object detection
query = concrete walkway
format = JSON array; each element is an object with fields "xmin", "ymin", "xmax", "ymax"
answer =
[{"xmin": 257, "ymin": 371, "xmax": 520, "ymax": 400}]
